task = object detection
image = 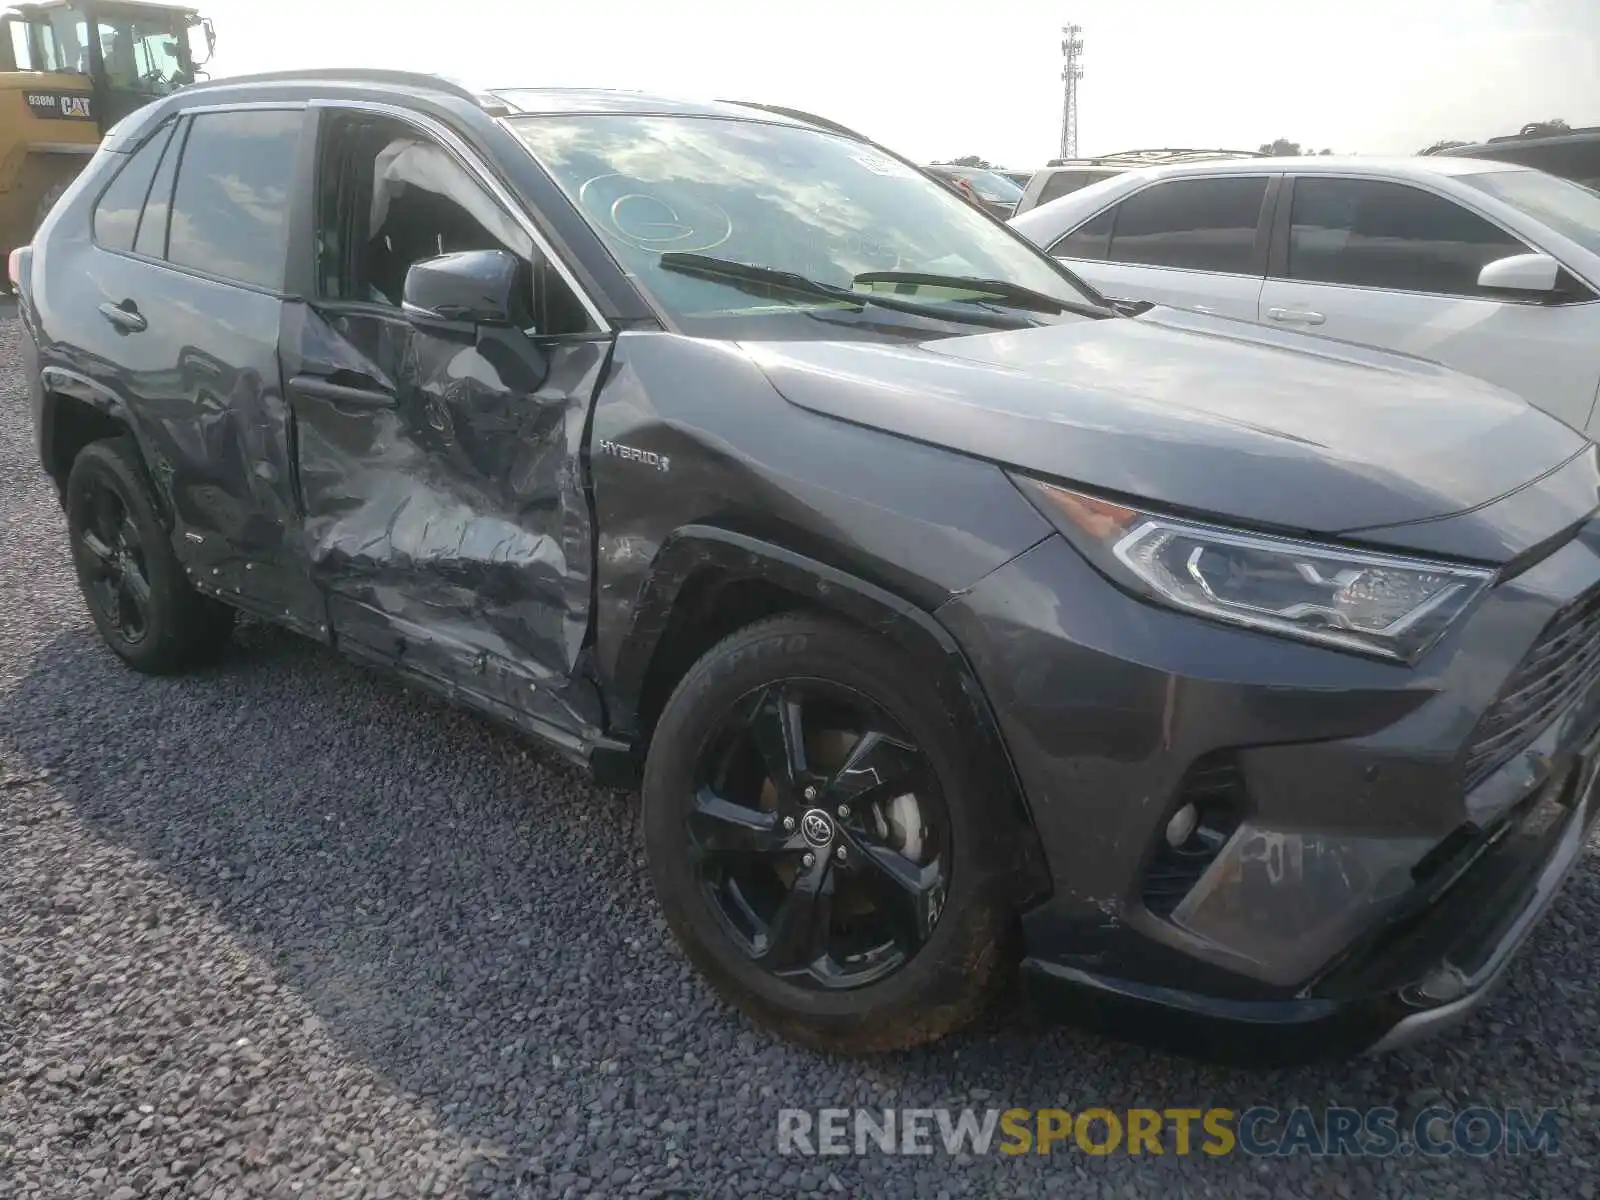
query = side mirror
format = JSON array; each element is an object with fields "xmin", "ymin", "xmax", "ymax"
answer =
[
  {"xmin": 1477, "ymin": 252, "xmax": 1561, "ymax": 296},
  {"xmin": 402, "ymin": 249, "xmax": 523, "ymax": 327},
  {"xmin": 187, "ymin": 16, "xmax": 215, "ymax": 67}
]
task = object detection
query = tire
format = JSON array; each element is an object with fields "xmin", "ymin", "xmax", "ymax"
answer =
[
  {"xmin": 65, "ymin": 437, "xmax": 234, "ymax": 673},
  {"xmin": 642, "ymin": 613, "xmax": 1012, "ymax": 1054}
]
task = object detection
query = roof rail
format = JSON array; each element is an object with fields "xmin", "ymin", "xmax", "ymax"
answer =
[
  {"xmin": 720, "ymin": 100, "xmax": 869, "ymax": 141},
  {"xmin": 1048, "ymin": 147, "xmax": 1266, "ymax": 167},
  {"xmin": 182, "ymin": 68, "xmax": 500, "ymax": 109},
  {"xmin": 1485, "ymin": 122, "xmax": 1600, "ymax": 144}
]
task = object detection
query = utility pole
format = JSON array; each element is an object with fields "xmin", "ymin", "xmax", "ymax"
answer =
[{"xmin": 1059, "ymin": 23, "xmax": 1084, "ymax": 161}]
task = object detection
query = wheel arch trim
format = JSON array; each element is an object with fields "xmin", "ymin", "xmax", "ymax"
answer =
[
  {"xmin": 610, "ymin": 524, "xmax": 1054, "ymax": 902},
  {"xmin": 39, "ymin": 366, "xmax": 168, "ymax": 520}
]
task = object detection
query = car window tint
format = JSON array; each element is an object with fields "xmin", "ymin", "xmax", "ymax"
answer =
[
  {"xmin": 1038, "ymin": 169, "xmax": 1117, "ymax": 206},
  {"xmin": 135, "ymin": 118, "xmax": 183, "ymax": 259},
  {"xmin": 1051, "ymin": 206, "xmax": 1114, "ymax": 260},
  {"xmin": 1466, "ymin": 142, "xmax": 1600, "ymax": 190},
  {"xmin": 1106, "ymin": 176, "xmax": 1268, "ymax": 273},
  {"xmin": 92, "ymin": 121, "xmax": 174, "ymax": 252},
  {"xmin": 167, "ymin": 109, "xmax": 300, "ymax": 289},
  {"xmin": 1287, "ymin": 177, "xmax": 1529, "ymax": 296},
  {"xmin": 315, "ymin": 114, "xmax": 592, "ymax": 334}
]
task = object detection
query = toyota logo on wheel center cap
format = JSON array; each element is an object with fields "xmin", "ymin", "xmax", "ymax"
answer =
[{"xmin": 800, "ymin": 808, "xmax": 835, "ymax": 849}]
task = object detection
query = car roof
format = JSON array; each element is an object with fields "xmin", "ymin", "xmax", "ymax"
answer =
[
  {"xmin": 174, "ymin": 73, "xmax": 822, "ymax": 127},
  {"xmin": 1451, "ymin": 125, "xmax": 1600, "ymax": 155},
  {"xmin": 12, "ymin": 0, "xmax": 200, "ymax": 11},
  {"xmin": 1094, "ymin": 154, "xmax": 1521, "ymax": 182},
  {"xmin": 488, "ymin": 87, "xmax": 815, "ymax": 126},
  {"xmin": 105, "ymin": 72, "xmax": 842, "ymax": 151}
]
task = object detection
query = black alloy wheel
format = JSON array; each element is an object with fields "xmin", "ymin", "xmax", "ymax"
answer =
[
  {"xmin": 643, "ymin": 614, "xmax": 1011, "ymax": 1055},
  {"xmin": 75, "ymin": 476, "xmax": 154, "ymax": 646},
  {"xmin": 689, "ymin": 679, "xmax": 951, "ymax": 990},
  {"xmin": 66, "ymin": 437, "xmax": 234, "ymax": 673}
]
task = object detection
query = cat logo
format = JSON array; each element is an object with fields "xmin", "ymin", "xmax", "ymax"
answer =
[{"xmin": 25, "ymin": 91, "xmax": 95, "ymax": 121}]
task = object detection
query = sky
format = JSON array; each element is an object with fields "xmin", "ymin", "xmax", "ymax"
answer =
[{"xmin": 195, "ymin": 0, "xmax": 1600, "ymax": 169}]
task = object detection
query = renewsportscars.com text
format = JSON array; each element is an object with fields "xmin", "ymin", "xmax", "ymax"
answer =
[{"xmin": 777, "ymin": 1106, "xmax": 1562, "ymax": 1158}]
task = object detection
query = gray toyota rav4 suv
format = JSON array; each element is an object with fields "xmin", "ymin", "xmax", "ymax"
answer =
[{"xmin": 14, "ymin": 70, "xmax": 1600, "ymax": 1064}]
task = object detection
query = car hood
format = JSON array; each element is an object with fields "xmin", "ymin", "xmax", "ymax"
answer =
[{"xmin": 740, "ymin": 306, "xmax": 1593, "ymax": 555}]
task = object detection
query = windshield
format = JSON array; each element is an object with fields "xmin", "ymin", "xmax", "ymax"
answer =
[
  {"xmin": 1460, "ymin": 168, "xmax": 1600, "ymax": 258},
  {"xmin": 509, "ymin": 113, "xmax": 1098, "ymax": 335},
  {"xmin": 36, "ymin": 6, "xmax": 192, "ymax": 94}
]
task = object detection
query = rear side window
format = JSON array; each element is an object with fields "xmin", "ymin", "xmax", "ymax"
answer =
[
  {"xmin": 92, "ymin": 122, "xmax": 175, "ymax": 252},
  {"xmin": 1037, "ymin": 169, "xmax": 1116, "ymax": 206},
  {"xmin": 1461, "ymin": 141, "xmax": 1600, "ymax": 189},
  {"xmin": 167, "ymin": 108, "xmax": 301, "ymax": 290},
  {"xmin": 1286, "ymin": 177, "xmax": 1529, "ymax": 296},
  {"xmin": 1050, "ymin": 206, "xmax": 1114, "ymax": 260},
  {"xmin": 1106, "ymin": 176, "xmax": 1269, "ymax": 274}
]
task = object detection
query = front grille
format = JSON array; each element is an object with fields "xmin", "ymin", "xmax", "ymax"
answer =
[
  {"xmin": 1464, "ymin": 586, "xmax": 1600, "ymax": 787},
  {"xmin": 1141, "ymin": 754, "xmax": 1245, "ymax": 918}
]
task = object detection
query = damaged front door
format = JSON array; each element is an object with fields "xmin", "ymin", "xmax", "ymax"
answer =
[{"xmin": 283, "ymin": 106, "xmax": 612, "ymax": 745}]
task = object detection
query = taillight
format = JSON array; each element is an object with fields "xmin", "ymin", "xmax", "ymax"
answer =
[{"xmin": 8, "ymin": 246, "xmax": 23, "ymax": 288}]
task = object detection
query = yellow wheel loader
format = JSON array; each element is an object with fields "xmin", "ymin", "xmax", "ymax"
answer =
[{"xmin": 0, "ymin": 0, "xmax": 212, "ymax": 264}]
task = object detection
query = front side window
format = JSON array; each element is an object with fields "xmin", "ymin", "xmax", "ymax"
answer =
[
  {"xmin": 94, "ymin": 14, "xmax": 191, "ymax": 93},
  {"xmin": 1051, "ymin": 206, "xmax": 1114, "ymax": 260},
  {"xmin": 93, "ymin": 121, "xmax": 174, "ymax": 252},
  {"xmin": 167, "ymin": 109, "xmax": 300, "ymax": 290},
  {"xmin": 510, "ymin": 113, "xmax": 1098, "ymax": 336},
  {"xmin": 1105, "ymin": 176, "xmax": 1269, "ymax": 274},
  {"xmin": 1286, "ymin": 176, "xmax": 1529, "ymax": 296},
  {"xmin": 313, "ymin": 112, "xmax": 592, "ymax": 334}
]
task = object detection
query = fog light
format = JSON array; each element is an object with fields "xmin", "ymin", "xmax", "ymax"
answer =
[{"xmin": 1165, "ymin": 803, "xmax": 1199, "ymax": 848}]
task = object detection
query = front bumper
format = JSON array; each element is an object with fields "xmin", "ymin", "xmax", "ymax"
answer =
[
  {"xmin": 938, "ymin": 520, "xmax": 1600, "ymax": 1063},
  {"xmin": 1020, "ymin": 745, "xmax": 1600, "ymax": 1063}
]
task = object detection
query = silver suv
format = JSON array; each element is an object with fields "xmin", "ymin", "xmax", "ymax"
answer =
[{"xmin": 1014, "ymin": 147, "xmax": 1265, "ymax": 215}]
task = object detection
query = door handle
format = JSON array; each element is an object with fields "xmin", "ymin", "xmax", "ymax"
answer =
[
  {"xmin": 98, "ymin": 300, "xmax": 147, "ymax": 334},
  {"xmin": 1266, "ymin": 307, "xmax": 1325, "ymax": 326},
  {"xmin": 289, "ymin": 373, "xmax": 398, "ymax": 411}
]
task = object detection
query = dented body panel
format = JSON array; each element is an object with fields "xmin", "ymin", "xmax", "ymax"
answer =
[
  {"xmin": 30, "ymin": 182, "xmax": 326, "ymax": 636},
  {"xmin": 586, "ymin": 331, "xmax": 1054, "ymax": 728},
  {"xmin": 283, "ymin": 303, "xmax": 610, "ymax": 740}
]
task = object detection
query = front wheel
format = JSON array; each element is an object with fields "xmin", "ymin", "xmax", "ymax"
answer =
[{"xmin": 642, "ymin": 614, "xmax": 1011, "ymax": 1054}]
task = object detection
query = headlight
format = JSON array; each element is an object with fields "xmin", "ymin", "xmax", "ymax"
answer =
[{"xmin": 1017, "ymin": 478, "xmax": 1495, "ymax": 663}]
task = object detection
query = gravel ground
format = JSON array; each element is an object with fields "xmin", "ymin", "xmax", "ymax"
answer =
[{"xmin": 1, "ymin": 308, "xmax": 1597, "ymax": 1200}]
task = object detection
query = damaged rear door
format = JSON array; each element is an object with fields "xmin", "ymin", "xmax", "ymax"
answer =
[{"xmin": 282, "ymin": 104, "xmax": 614, "ymax": 747}]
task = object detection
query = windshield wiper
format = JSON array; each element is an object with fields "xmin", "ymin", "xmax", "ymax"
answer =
[
  {"xmin": 851, "ymin": 270, "xmax": 1115, "ymax": 320},
  {"xmin": 656, "ymin": 253, "xmax": 1034, "ymax": 329}
]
